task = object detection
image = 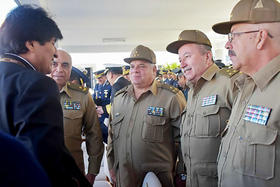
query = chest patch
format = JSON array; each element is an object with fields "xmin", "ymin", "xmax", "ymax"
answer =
[
  {"xmin": 243, "ymin": 105, "xmax": 271, "ymax": 126},
  {"xmin": 64, "ymin": 100, "xmax": 81, "ymax": 110},
  {"xmin": 201, "ymin": 95, "xmax": 217, "ymax": 107},
  {"xmin": 147, "ymin": 106, "xmax": 164, "ymax": 117}
]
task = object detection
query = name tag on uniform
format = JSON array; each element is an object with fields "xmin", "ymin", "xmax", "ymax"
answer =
[
  {"xmin": 201, "ymin": 95, "xmax": 217, "ymax": 107},
  {"xmin": 64, "ymin": 100, "xmax": 81, "ymax": 110},
  {"xmin": 147, "ymin": 106, "xmax": 164, "ymax": 117},
  {"xmin": 243, "ymin": 105, "xmax": 271, "ymax": 126}
]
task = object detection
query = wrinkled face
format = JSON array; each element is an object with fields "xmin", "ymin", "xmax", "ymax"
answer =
[
  {"xmin": 178, "ymin": 43, "xmax": 209, "ymax": 84},
  {"xmin": 130, "ymin": 60, "xmax": 156, "ymax": 89},
  {"xmin": 50, "ymin": 50, "xmax": 72, "ymax": 89},
  {"xmin": 32, "ymin": 38, "xmax": 57, "ymax": 74},
  {"xmin": 97, "ymin": 75, "xmax": 107, "ymax": 85},
  {"xmin": 225, "ymin": 23, "xmax": 257, "ymax": 72}
]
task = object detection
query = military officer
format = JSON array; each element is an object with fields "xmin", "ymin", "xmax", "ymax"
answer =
[
  {"xmin": 93, "ymin": 70, "xmax": 111, "ymax": 143},
  {"xmin": 107, "ymin": 45, "xmax": 187, "ymax": 187},
  {"xmin": 51, "ymin": 49, "xmax": 104, "ymax": 185},
  {"xmin": 212, "ymin": 0, "xmax": 280, "ymax": 186},
  {"xmin": 122, "ymin": 65, "xmax": 131, "ymax": 81},
  {"xmin": 104, "ymin": 65, "xmax": 131, "ymax": 102},
  {"xmin": 166, "ymin": 30, "xmax": 239, "ymax": 187},
  {"xmin": 70, "ymin": 66, "xmax": 90, "ymax": 87}
]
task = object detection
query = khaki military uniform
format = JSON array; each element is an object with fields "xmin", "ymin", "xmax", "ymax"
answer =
[
  {"xmin": 60, "ymin": 82, "xmax": 104, "ymax": 175},
  {"xmin": 181, "ymin": 63, "xmax": 238, "ymax": 187},
  {"xmin": 107, "ymin": 80, "xmax": 186, "ymax": 187},
  {"xmin": 217, "ymin": 55, "xmax": 280, "ymax": 187}
]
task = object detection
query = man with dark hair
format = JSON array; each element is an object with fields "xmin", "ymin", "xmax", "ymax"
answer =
[
  {"xmin": 104, "ymin": 65, "xmax": 130, "ymax": 102},
  {"xmin": 0, "ymin": 5, "xmax": 90, "ymax": 187}
]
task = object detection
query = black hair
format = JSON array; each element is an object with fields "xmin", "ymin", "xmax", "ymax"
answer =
[{"xmin": 0, "ymin": 4, "xmax": 63, "ymax": 55}]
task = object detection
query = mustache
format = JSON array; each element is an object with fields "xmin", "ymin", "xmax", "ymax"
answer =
[{"xmin": 228, "ymin": 50, "xmax": 236, "ymax": 56}]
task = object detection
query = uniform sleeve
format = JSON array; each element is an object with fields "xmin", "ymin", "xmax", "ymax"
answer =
[
  {"xmin": 84, "ymin": 93, "xmax": 104, "ymax": 175},
  {"xmin": 14, "ymin": 76, "xmax": 90, "ymax": 186},
  {"xmin": 169, "ymin": 91, "xmax": 187, "ymax": 175},
  {"xmin": 106, "ymin": 100, "xmax": 115, "ymax": 171}
]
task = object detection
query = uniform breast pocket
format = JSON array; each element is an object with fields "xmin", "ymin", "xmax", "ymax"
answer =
[
  {"xmin": 63, "ymin": 110, "xmax": 83, "ymax": 136},
  {"xmin": 232, "ymin": 123, "xmax": 277, "ymax": 180},
  {"xmin": 110, "ymin": 114, "xmax": 124, "ymax": 140},
  {"xmin": 142, "ymin": 115, "xmax": 166, "ymax": 143},
  {"xmin": 194, "ymin": 105, "xmax": 220, "ymax": 137}
]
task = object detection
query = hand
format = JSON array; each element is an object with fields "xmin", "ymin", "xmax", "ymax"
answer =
[
  {"xmin": 86, "ymin": 173, "xmax": 96, "ymax": 185},
  {"xmin": 109, "ymin": 169, "xmax": 116, "ymax": 184},
  {"xmin": 96, "ymin": 106, "xmax": 104, "ymax": 117}
]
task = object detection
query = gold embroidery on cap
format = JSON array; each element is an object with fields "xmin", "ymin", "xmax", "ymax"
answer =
[{"xmin": 254, "ymin": 0, "xmax": 264, "ymax": 9}]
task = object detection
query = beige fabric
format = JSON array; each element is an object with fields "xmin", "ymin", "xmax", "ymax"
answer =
[
  {"xmin": 60, "ymin": 83, "xmax": 104, "ymax": 175},
  {"xmin": 166, "ymin": 30, "xmax": 212, "ymax": 54},
  {"xmin": 107, "ymin": 80, "xmax": 186, "ymax": 187},
  {"xmin": 181, "ymin": 63, "xmax": 239, "ymax": 187},
  {"xmin": 213, "ymin": 0, "xmax": 280, "ymax": 34},
  {"xmin": 217, "ymin": 55, "xmax": 280, "ymax": 187},
  {"xmin": 124, "ymin": 45, "xmax": 156, "ymax": 64}
]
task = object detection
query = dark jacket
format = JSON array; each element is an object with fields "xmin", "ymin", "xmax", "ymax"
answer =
[
  {"xmin": 0, "ymin": 57, "xmax": 90, "ymax": 187},
  {"xmin": 111, "ymin": 76, "xmax": 131, "ymax": 102}
]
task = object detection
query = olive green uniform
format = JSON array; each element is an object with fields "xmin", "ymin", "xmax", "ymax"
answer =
[
  {"xmin": 60, "ymin": 82, "xmax": 104, "ymax": 175},
  {"xmin": 218, "ymin": 55, "xmax": 280, "ymax": 187},
  {"xmin": 181, "ymin": 63, "xmax": 238, "ymax": 187},
  {"xmin": 107, "ymin": 80, "xmax": 186, "ymax": 187}
]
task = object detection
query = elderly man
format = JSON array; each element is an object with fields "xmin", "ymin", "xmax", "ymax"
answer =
[
  {"xmin": 166, "ymin": 30, "xmax": 239, "ymax": 187},
  {"xmin": 212, "ymin": 0, "xmax": 280, "ymax": 186},
  {"xmin": 0, "ymin": 5, "xmax": 90, "ymax": 186},
  {"xmin": 107, "ymin": 45, "xmax": 186, "ymax": 187},
  {"xmin": 50, "ymin": 49, "xmax": 104, "ymax": 185}
]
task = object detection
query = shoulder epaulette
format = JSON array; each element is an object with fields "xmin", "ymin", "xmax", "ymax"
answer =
[
  {"xmin": 67, "ymin": 82, "xmax": 88, "ymax": 94},
  {"xmin": 219, "ymin": 66, "xmax": 239, "ymax": 78},
  {"xmin": 158, "ymin": 82, "xmax": 179, "ymax": 94},
  {"xmin": 115, "ymin": 85, "xmax": 129, "ymax": 97}
]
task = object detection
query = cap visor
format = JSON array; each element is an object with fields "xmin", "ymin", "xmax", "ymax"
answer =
[
  {"xmin": 124, "ymin": 57, "xmax": 153, "ymax": 64},
  {"xmin": 166, "ymin": 40, "xmax": 195, "ymax": 54},
  {"xmin": 212, "ymin": 20, "xmax": 248, "ymax": 34}
]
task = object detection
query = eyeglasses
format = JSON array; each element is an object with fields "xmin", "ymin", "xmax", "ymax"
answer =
[{"xmin": 228, "ymin": 30, "xmax": 273, "ymax": 43}]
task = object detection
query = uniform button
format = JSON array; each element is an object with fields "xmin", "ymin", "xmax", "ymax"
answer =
[
  {"xmin": 126, "ymin": 134, "xmax": 130, "ymax": 138},
  {"xmin": 184, "ymin": 153, "xmax": 187, "ymax": 157}
]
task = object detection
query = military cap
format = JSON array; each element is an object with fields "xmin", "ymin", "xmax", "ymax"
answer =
[
  {"xmin": 166, "ymin": 30, "xmax": 212, "ymax": 54},
  {"xmin": 104, "ymin": 66, "xmax": 123, "ymax": 75},
  {"xmin": 161, "ymin": 69, "xmax": 168, "ymax": 74},
  {"xmin": 93, "ymin": 69, "xmax": 105, "ymax": 79},
  {"xmin": 124, "ymin": 45, "xmax": 156, "ymax": 64},
  {"xmin": 71, "ymin": 66, "xmax": 90, "ymax": 82},
  {"xmin": 122, "ymin": 65, "xmax": 130, "ymax": 75},
  {"xmin": 212, "ymin": 0, "xmax": 280, "ymax": 34}
]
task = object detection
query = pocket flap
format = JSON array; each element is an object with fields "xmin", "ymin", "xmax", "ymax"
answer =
[
  {"xmin": 145, "ymin": 115, "xmax": 166, "ymax": 126},
  {"xmin": 200, "ymin": 105, "xmax": 219, "ymax": 117},
  {"xmin": 64, "ymin": 110, "xmax": 83, "ymax": 119},
  {"xmin": 245, "ymin": 124, "xmax": 278, "ymax": 145},
  {"xmin": 111, "ymin": 114, "xmax": 124, "ymax": 125}
]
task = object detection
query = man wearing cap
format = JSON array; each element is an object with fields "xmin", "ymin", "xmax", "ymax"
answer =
[
  {"xmin": 122, "ymin": 65, "xmax": 131, "ymax": 81},
  {"xmin": 105, "ymin": 65, "xmax": 130, "ymax": 102},
  {"xmin": 93, "ymin": 70, "xmax": 111, "ymax": 143},
  {"xmin": 50, "ymin": 49, "xmax": 104, "ymax": 185},
  {"xmin": 212, "ymin": 0, "xmax": 280, "ymax": 186},
  {"xmin": 167, "ymin": 30, "xmax": 239, "ymax": 187},
  {"xmin": 107, "ymin": 45, "xmax": 187, "ymax": 187},
  {"xmin": 70, "ymin": 66, "xmax": 91, "ymax": 87}
]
